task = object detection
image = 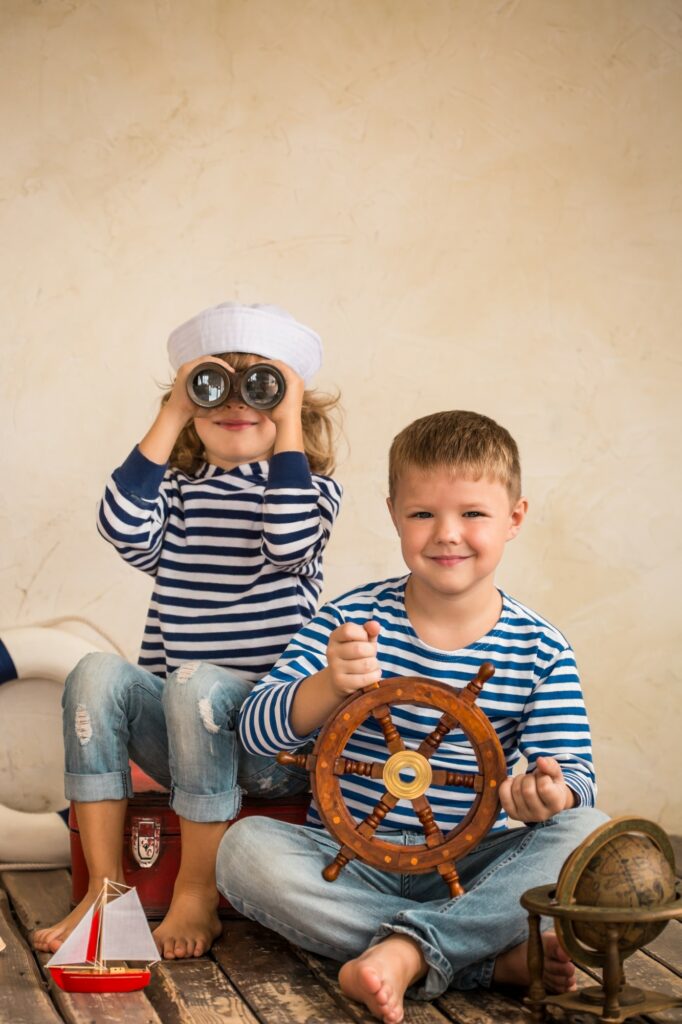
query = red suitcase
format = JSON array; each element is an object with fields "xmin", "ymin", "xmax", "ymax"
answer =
[{"xmin": 70, "ymin": 766, "xmax": 309, "ymax": 917}]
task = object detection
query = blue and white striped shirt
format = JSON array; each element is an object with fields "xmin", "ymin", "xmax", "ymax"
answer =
[
  {"xmin": 239, "ymin": 575, "xmax": 596, "ymax": 834},
  {"xmin": 97, "ymin": 446, "xmax": 342, "ymax": 680}
]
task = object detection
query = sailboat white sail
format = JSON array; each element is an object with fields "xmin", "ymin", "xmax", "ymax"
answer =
[
  {"xmin": 46, "ymin": 904, "xmax": 96, "ymax": 967},
  {"xmin": 100, "ymin": 887, "xmax": 160, "ymax": 963}
]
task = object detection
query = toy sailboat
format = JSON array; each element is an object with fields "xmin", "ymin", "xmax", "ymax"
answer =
[{"xmin": 46, "ymin": 879, "xmax": 160, "ymax": 993}]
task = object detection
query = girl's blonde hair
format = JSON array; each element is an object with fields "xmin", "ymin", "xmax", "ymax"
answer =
[{"xmin": 163, "ymin": 352, "xmax": 341, "ymax": 477}]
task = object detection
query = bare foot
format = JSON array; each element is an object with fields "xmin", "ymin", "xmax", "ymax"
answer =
[
  {"xmin": 339, "ymin": 936, "xmax": 427, "ymax": 1024},
  {"xmin": 494, "ymin": 931, "xmax": 576, "ymax": 993},
  {"xmin": 32, "ymin": 878, "xmax": 122, "ymax": 953},
  {"xmin": 152, "ymin": 883, "xmax": 222, "ymax": 959}
]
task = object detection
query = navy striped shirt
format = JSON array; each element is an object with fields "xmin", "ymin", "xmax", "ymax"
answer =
[
  {"xmin": 97, "ymin": 446, "xmax": 342, "ymax": 680},
  {"xmin": 239, "ymin": 575, "xmax": 596, "ymax": 834}
]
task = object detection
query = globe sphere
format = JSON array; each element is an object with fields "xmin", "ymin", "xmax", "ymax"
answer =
[{"xmin": 568, "ymin": 832, "xmax": 676, "ymax": 952}]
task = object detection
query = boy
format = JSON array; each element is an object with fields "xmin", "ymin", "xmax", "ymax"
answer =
[{"xmin": 216, "ymin": 410, "xmax": 606, "ymax": 1024}]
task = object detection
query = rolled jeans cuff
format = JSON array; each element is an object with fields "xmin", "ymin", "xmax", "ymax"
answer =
[
  {"xmin": 170, "ymin": 783, "xmax": 242, "ymax": 823},
  {"xmin": 65, "ymin": 768, "xmax": 132, "ymax": 802},
  {"xmin": 371, "ymin": 923, "xmax": 453, "ymax": 1000},
  {"xmin": 450, "ymin": 954, "xmax": 496, "ymax": 990}
]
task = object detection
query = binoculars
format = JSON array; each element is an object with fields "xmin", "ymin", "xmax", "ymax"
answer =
[{"xmin": 186, "ymin": 361, "xmax": 286, "ymax": 411}]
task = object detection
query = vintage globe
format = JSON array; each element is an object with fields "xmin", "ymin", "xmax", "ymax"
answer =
[{"xmin": 557, "ymin": 824, "xmax": 677, "ymax": 955}]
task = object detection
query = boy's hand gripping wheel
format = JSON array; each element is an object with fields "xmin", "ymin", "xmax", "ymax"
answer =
[{"xmin": 277, "ymin": 663, "xmax": 507, "ymax": 897}]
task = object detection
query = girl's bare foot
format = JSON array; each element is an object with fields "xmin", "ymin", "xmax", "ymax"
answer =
[
  {"xmin": 339, "ymin": 935, "xmax": 427, "ymax": 1024},
  {"xmin": 494, "ymin": 931, "xmax": 576, "ymax": 993},
  {"xmin": 152, "ymin": 883, "xmax": 222, "ymax": 959},
  {"xmin": 32, "ymin": 877, "xmax": 123, "ymax": 953}
]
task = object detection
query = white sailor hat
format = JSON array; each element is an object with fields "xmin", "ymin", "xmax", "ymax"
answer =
[{"xmin": 167, "ymin": 302, "xmax": 322, "ymax": 384}]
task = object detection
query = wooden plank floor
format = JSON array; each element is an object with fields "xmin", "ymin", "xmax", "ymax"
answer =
[{"xmin": 0, "ymin": 863, "xmax": 680, "ymax": 1024}]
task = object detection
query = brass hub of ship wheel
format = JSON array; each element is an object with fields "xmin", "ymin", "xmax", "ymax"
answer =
[{"xmin": 382, "ymin": 750, "xmax": 432, "ymax": 800}]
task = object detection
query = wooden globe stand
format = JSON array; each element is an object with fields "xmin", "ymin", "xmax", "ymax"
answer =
[
  {"xmin": 277, "ymin": 663, "xmax": 507, "ymax": 897},
  {"xmin": 520, "ymin": 818, "xmax": 682, "ymax": 1023}
]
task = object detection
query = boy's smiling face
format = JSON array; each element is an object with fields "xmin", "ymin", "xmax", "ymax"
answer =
[{"xmin": 387, "ymin": 465, "xmax": 527, "ymax": 606}]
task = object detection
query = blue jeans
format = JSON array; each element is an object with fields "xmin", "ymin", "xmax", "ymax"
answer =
[
  {"xmin": 62, "ymin": 653, "xmax": 308, "ymax": 821},
  {"xmin": 216, "ymin": 806, "xmax": 608, "ymax": 998}
]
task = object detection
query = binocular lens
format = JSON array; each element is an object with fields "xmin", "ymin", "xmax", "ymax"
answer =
[
  {"xmin": 190, "ymin": 367, "xmax": 228, "ymax": 407},
  {"xmin": 186, "ymin": 362, "xmax": 286, "ymax": 410},
  {"xmin": 242, "ymin": 366, "xmax": 285, "ymax": 409}
]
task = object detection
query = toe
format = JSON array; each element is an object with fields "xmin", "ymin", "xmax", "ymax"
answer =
[
  {"xmin": 375, "ymin": 982, "xmax": 391, "ymax": 1007},
  {"xmin": 46, "ymin": 933, "xmax": 64, "ymax": 953}
]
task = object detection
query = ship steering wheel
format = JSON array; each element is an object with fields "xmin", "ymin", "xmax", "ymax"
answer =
[{"xmin": 277, "ymin": 663, "xmax": 507, "ymax": 896}]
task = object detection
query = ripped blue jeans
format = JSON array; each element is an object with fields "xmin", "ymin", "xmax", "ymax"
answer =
[{"xmin": 62, "ymin": 653, "xmax": 308, "ymax": 821}]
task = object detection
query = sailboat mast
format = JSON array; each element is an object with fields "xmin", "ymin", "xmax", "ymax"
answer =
[{"xmin": 94, "ymin": 878, "xmax": 107, "ymax": 969}]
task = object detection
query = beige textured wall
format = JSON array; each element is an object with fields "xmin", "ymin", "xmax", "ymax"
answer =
[{"xmin": 1, "ymin": 0, "xmax": 680, "ymax": 829}]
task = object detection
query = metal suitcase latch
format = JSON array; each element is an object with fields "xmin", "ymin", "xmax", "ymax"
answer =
[{"xmin": 130, "ymin": 817, "xmax": 161, "ymax": 868}]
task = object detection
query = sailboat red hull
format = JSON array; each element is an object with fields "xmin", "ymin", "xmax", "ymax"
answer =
[{"xmin": 49, "ymin": 966, "xmax": 151, "ymax": 993}]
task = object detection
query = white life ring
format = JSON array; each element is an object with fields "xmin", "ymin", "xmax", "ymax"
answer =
[{"xmin": 0, "ymin": 626, "xmax": 102, "ymax": 866}]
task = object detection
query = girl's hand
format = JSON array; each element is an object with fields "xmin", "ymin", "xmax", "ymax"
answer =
[
  {"xmin": 327, "ymin": 620, "xmax": 382, "ymax": 698},
  {"xmin": 499, "ymin": 756, "xmax": 575, "ymax": 822},
  {"xmin": 266, "ymin": 360, "xmax": 305, "ymax": 425},
  {"xmin": 264, "ymin": 360, "xmax": 306, "ymax": 455},
  {"xmin": 138, "ymin": 356, "xmax": 235, "ymax": 466}
]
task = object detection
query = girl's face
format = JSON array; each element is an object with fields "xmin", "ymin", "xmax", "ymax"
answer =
[{"xmin": 193, "ymin": 354, "xmax": 278, "ymax": 469}]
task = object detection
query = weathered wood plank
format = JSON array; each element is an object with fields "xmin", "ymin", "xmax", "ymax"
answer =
[
  {"xmin": 0, "ymin": 888, "xmax": 62, "ymax": 1024},
  {"xmin": 214, "ymin": 918, "xmax": 369, "ymax": 1023},
  {"xmin": 436, "ymin": 987, "xmax": 529, "ymax": 1024},
  {"xmin": 289, "ymin": 947, "xmax": 380, "ymax": 1023},
  {"xmin": 40, "ymin": 956, "xmax": 165, "ymax": 1024},
  {"xmin": 436, "ymin": 966, "xmax": 652, "ymax": 1024},
  {"xmin": 1, "ymin": 869, "xmax": 71, "ymax": 933},
  {"xmin": 147, "ymin": 958, "xmax": 260, "ymax": 1024},
  {"xmin": 643, "ymin": 921, "xmax": 682, "ymax": 977},
  {"xmin": 293, "ymin": 944, "xmax": 453, "ymax": 1022},
  {"xmin": 3, "ymin": 869, "xmax": 164, "ymax": 1024}
]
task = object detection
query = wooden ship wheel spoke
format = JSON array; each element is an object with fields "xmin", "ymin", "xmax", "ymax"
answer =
[
  {"xmin": 372, "ymin": 702, "xmax": 406, "ymax": 754},
  {"xmin": 278, "ymin": 662, "xmax": 507, "ymax": 898},
  {"xmin": 415, "ymin": 710, "xmax": 459, "ymax": 759}
]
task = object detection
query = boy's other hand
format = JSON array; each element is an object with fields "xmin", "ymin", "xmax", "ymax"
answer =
[
  {"xmin": 499, "ymin": 756, "xmax": 575, "ymax": 822},
  {"xmin": 327, "ymin": 620, "xmax": 382, "ymax": 698}
]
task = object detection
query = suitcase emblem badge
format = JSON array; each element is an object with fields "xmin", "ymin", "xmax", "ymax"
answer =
[{"xmin": 130, "ymin": 817, "xmax": 161, "ymax": 868}]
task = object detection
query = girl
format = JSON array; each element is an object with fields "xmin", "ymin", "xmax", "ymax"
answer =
[{"xmin": 33, "ymin": 302, "xmax": 342, "ymax": 960}]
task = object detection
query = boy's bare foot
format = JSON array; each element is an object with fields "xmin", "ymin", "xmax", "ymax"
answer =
[
  {"xmin": 339, "ymin": 935, "xmax": 427, "ymax": 1024},
  {"xmin": 152, "ymin": 883, "xmax": 222, "ymax": 959},
  {"xmin": 32, "ymin": 878, "xmax": 122, "ymax": 953},
  {"xmin": 494, "ymin": 931, "xmax": 576, "ymax": 993}
]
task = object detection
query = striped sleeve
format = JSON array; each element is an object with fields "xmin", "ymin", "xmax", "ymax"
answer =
[
  {"xmin": 261, "ymin": 452, "xmax": 342, "ymax": 575},
  {"xmin": 518, "ymin": 644, "xmax": 596, "ymax": 807},
  {"xmin": 238, "ymin": 602, "xmax": 343, "ymax": 754},
  {"xmin": 97, "ymin": 446, "xmax": 171, "ymax": 577}
]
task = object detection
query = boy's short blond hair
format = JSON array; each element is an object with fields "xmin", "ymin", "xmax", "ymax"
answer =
[{"xmin": 388, "ymin": 410, "xmax": 521, "ymax": 503}]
